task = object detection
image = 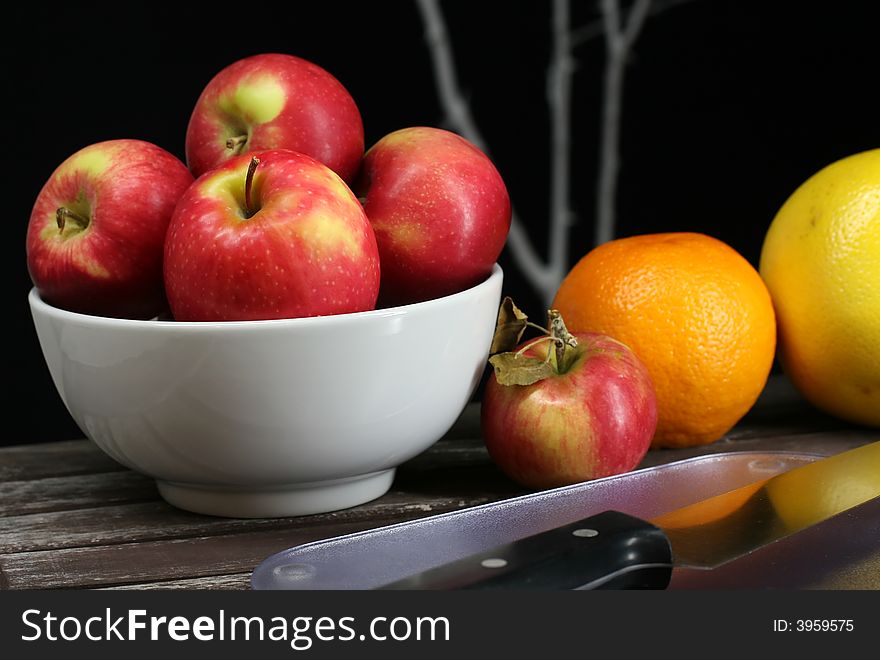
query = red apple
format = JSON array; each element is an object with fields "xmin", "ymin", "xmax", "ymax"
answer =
[
  {"xmin": 164, "ymin": 149, "xmax": 380, "ymax": 321},
  {"xmin": 481, "ymin": 313, "xmax": 657, "ymax": 489},
  {"xmin": 185, "ymin": 53, "xmax": 364, "ymax": 183},
  {"xmin": 26, "ymin": 139, "xmax": 194, "ymax": 319},
  {"xmin": 355, "ymin": 127, "xmax": 511, "ymax": 307}
]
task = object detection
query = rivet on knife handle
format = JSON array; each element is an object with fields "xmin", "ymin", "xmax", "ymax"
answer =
[{"xmin": 376, "ymin": 511, "xmax": 674, "ymax": 590}]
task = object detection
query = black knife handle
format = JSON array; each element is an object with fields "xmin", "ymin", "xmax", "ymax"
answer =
[{"xmin": 377, "ymin": 510, "xmax": 674, "ymax": 590}]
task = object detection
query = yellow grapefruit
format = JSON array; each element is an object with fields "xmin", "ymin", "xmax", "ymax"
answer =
[{"xmin": 759, "ymin": 149, "xmax": 880, "ymax": 426}]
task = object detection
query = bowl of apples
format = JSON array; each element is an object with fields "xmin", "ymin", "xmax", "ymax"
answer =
[{"xmin": 26, "ymin": 54, "xmax": 510, "ymax": 518}]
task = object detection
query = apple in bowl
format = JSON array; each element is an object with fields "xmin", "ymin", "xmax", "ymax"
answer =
[
  {"xmin": 185, "ymin": 53, "xmax": 364, "ymax": 183},
  {"xmin": 164, "ymin": 149, "xmax": 381, "ymax": 321},
  {"xmin": 356, "ymin": 127, "xmax": 511, "ymax": 307},
  {"xmin": 26, "ymin": 139, "xmax": 193, "ymax": 319}
]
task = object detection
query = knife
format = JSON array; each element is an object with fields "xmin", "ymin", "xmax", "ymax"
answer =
[{"xmin": 377, "ymin": 441, "xmax": 880, "ymax": 590}]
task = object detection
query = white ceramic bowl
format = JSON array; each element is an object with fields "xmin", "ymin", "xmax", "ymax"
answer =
[{"xmin": 29, "ymin": 265, "xmax": 503, "ymax": 518}]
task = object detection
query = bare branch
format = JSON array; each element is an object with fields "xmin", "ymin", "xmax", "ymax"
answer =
[
  {"xmin": 571, "ymin": 0, "xmax": 697, "ymax": 48},
  {"xmin": 603, "ymin": 0, "xmax": 623, "ymax": 46},
  {"xmin": 547, "ymin": 0, "xmax": 574, "ymax": 291},
  {"xmin": 595, "ymin": 0, "xmax": 655, "ymax": 247},
  {"xmin": 415, "ymin": 0, "xmax": 486, "ymax": 150},
  {"xmin": 623, "ymin": 0, "xmax": 653, "ymax": 48},
  {"xmin": 417, "ymin": 0, "xmax": 684, "ymax": 297},
  {"xmin": 596, "ymin": 0, "xmax": 624, "ymax": 246},
  {"xmin": 415, "ymin": 0, "xmax": 557, "ymax": 300}
]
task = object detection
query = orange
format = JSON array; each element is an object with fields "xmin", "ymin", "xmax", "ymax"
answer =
[
  {"xmin": 651, "ymin": 480, "xmax": 764, "ymax": 529},
  {"xmin": 552, "ymin": 232, "xmax": 776, "ymax": 448},
  {"xmin": 759, "ymin": 149, "xmax": 880, "ymax": 426}
]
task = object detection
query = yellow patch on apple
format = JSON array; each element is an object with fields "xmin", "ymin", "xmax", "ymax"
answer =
[
  {"xmin": 218, "ymin": 76, "xmax": 286, "ymax": 124},
  {"xmin": 75, "ymin": 252, "xmax": 111, "ymax": 279},
  {"xmin": 370, "ymin": 128, "xmax": 420, "ymax": 151},
  {"xmin": 381, "ymin": 222, "xmax": 423, "ymax": 250},
  {"xmin": 294, "ymin": 213, "xmax": 363, "ymax": 258},
  {"xmin": 199, "ymin": 169, "xmax": 249, "ymax": 210},
  {"xmin": 57, "ymin": 148, "xmax": 112, "ymax": 178}
]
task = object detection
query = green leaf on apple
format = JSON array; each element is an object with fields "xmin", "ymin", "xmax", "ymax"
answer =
[{"xmin": 488, "ymin": 352, "xmax": 554, "ymax": 386}]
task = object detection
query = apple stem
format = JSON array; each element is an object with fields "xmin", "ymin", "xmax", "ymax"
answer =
[
  {"xmin": 547, "ymin": 310, "xmax": 578, "ymax": 372},
  {"xmin": 244, "ymin": 156, "xmax": 260, "ymax": 218},
  {"xmin": 510, "ymin": 311, "xmax": 579, "ymax": 372},
  {"xmin": 226, "ymin": 135, "xmax": 248, "ymax": 154},
  {"xmin": 55, "ymin": 207, "xmax": 90, "ymax": 233}
]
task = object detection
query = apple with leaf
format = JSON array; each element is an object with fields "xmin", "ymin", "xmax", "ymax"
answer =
[{"xmin": 481, "ymin": 298, "xmax": 658, "ymax": 488}]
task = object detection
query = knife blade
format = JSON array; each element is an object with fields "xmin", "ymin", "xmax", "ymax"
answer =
[{"xmin": 377, "ymin": 441, "xmax": 880, "ymax": 590}]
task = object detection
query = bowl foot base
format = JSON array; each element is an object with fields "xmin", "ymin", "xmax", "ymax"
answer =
[{"xmin": 156, "ymin": 469, "xmax": 396, "ymax": 518}]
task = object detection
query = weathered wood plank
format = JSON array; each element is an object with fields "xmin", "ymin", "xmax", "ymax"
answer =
[
  {"xmin": 0, "ymin": 439, "xmax": 125, "ymax": 481},
  {"xmin": 0, "ymin": 482, "xmax": 512, "ymax": 555},
  {"xmin": 98, "ymin": 573, "xmax": 251, "ymax": 590},
  {"xmin": 0, "ymin": 471, "xmax": 158, "ymax": 517},
  {"xmin": 1, "ymin": 520, "xmax": 425, "ymax": 589}
]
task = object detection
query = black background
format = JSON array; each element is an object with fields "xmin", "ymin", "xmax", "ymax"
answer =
[{"xmin": 8, "ymin": 1, "xmax": 880, "ymax": 445}]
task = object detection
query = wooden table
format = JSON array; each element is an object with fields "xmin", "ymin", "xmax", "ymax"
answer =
[{"xmin": 1, "ymin": 375, "xmax": 876, "ymax": 590}]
